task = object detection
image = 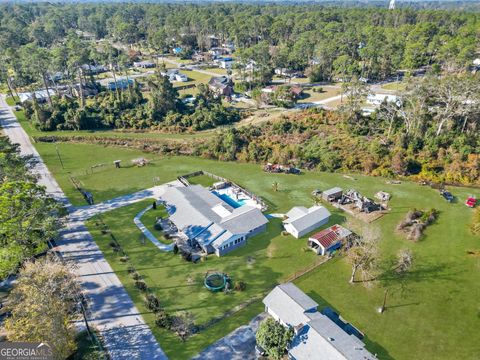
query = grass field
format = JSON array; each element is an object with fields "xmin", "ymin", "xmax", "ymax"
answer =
[
  {"xmin": 139, "ymin": 205, "xmax": 173, "ymax": 244},
  {"xmin": 381, "ymin": 82, "xmax": 407, "ymax": 92},
  {"xmin": 173, "ymin": 70, "xmax": 212, "ymax": 89},
  {"xmin": 5, "ymin": 96, "xmax": 19, "ymax": 106},
  {"xmin": 21, "ymin": 137, "xmax": 480, "ymax": 360},
  {"xmin": 298, "ymin": 86, "xmax": 341, "ymax": 103},
  {"xmin": 205, "ymin": 67, "xmax": 228, "ymax": 75}
]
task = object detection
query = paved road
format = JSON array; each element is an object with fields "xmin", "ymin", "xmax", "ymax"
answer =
[{"xmin": 0, "ymin": 95, "xmax": 168, "ymax": 360}]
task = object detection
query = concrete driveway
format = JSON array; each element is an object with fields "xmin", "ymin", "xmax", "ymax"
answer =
[{"xmin": 192, "ymin": 313, "xmax": 267, "ymax": 360}]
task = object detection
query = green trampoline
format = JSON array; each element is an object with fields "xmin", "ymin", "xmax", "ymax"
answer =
[{"xmin": 204, "ymin": 272, "xmax": 229, "ymax": 292}]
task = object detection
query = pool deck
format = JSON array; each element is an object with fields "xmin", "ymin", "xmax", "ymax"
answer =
[{"xmin": 213, "ymin": 186, "xmax": 263, "ymax": 209}]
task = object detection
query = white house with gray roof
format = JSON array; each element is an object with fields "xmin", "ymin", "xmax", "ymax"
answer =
[
  {"xmin": 161, "ymin": 185, "xmax": 268, "ymax": 256},
  {"xmin": 263, "ymin": 283, "xmax": 376, "ymax": 360},
  {"xmin": 283, "ymin": 205, "xmax": 331, "ymax": 238}
]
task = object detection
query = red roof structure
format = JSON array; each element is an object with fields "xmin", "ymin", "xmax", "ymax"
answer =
[{"xmin": 310, "ymin": 226, "xmax": 340, "ymax": 248}]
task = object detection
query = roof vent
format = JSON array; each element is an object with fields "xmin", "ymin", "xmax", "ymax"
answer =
[{"xmin": 328, "ymin": 337, "xmax": 335, "ymax": 341}]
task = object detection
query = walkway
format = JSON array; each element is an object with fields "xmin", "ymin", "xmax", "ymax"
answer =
[
  {"xmin": 0, "ymin": 94, "xmax": 168, "ymax": 360},
  {"xmin": 133, "ymin": 205, "xmax": 175, "ymax": 251},
  {"xmin": 191, "ymin": 313, "xmax": 267, "ymax": 360},
  {"xmin": 70, "ymin": 180, "xmax": 180, "ymax": 222}
]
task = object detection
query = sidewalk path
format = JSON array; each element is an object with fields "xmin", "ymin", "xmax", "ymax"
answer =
[
  {"xmin": 0, "ymin": 94, "xmax": 168, "ymax": 360},
  {"xmin": 133, "ymin": 205, "xmax": 175, "ymax": 252}
]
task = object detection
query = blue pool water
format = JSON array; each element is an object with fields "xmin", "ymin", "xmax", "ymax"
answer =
[{"xmin": 213, "ymin": 191, "xmax": 246, "ymax": 208}]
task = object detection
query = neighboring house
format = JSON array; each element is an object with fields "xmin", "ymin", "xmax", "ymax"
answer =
[
  {"xmin": 283, "ymin": 206, "xmax": 331, "ymax": 238},
  {"xmin": 160, "ymin": 69, "xmax": 188, "ymax": 82},
  {"xmin": 209, "ymin": 47, "xmax": 230, "ymax": 57},
  {"xmin": 322, "ymin": 187, "xmax": 343, "ymax": 202},
  {"xmin": 218, "ymin": 57, "xmax": 235, "ymax": 69},
  {"xmin": 261, "ymin": 85, "xmax": 303, "ymax": 104},
  {"xmin": 72, "ymin": 83, "xmax": 99, "ymax": 98},
  {"xmin": 222, "ymin": 41, "xmax": 235, "ymax": 52},
  {"xmin": 133, "ymin": 60, "xmax": 155, "ymax": 68},
  {"xmin": 18, "ymin": 89, "xmax": 56, "ymax": 103},
  {"xmin": 274, "ymin": 68, "xmax": 303, "ymax": 78},
  {"xmin": 161, "ymin": 185, "xmax": 268, "ymax": 256},
  {"xmin": 208, "ymin": 76, "xmax": 234, "ymax": 97},
  {"xmin": 160, "ymin": 68, "xmax": 178, "ymax": 77},
  {"xmin": 308, "ymin": 224, "xmax": 353, "ymax": 255},
  {"xmin": 207, "ymin": 35, "xmax": 220, "ymax": 48},
  {"xmin": 192, "ymin": 52, "xmax": 208, "ymax": 63},
  {"xmin": 107, "ymin": 79, "xmax": 133, "ymax": 91},
  {"xmin": 263, "ymin": 283, "xmax": 376, "ymax": 360},
  {"xmin": 173, "ymin": 73, "xmax": 188, "ymax": 82},
  {"xmin": 367, "ymin": 93, "xmax": 400, "ymax": 106},
  {"xmin": 81, "ymin": 64, "xmax": 107, "ymax": 74}
]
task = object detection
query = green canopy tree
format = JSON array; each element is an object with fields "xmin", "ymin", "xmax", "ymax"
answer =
[
  {"xmin": 5, "ymin": 258, "xmax": 80, "ymax": 360},
  {"xmin": 256, "ymin": 318, "xmax": 294, "ymax": 360}
]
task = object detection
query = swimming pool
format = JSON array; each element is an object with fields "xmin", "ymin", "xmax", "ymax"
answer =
[{"xmin": 212, "ymin": 191, "xmax": 246, "ymax": 208}]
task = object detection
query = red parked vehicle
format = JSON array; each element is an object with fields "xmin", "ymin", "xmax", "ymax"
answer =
[{"xmin": 465, "ymin": 197, "xmax": 477, "ymax": 208}]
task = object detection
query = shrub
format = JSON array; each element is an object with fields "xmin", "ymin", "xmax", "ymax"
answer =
[
  {"xmin": 155, "ymin": 310, "xmax": 173, "ymax": 329},
  {"xmin": 145, "ymin": 294, "xmax": 161, "ymax": 312},
  {"xmin": 154, "ymin": 222, "xmax": 163, "ymax": 231},
  {"xmin": 119, "ymin": 256, "xmax": 129, "ymax": 263},
  {"xmin": 234, "ymin": 281, "xmax": 246, "ymax": 291},
  {"xmin": 173, "ymin": 244, "xmax": 179, "ymax": 254},
  {"xmin": 127, "ymin": 266, "xmax": 136, "ymax": 273},
  {"xmin": 135, "ymin": 280, "xmax": 148, "ymax": 292},
  {"xmin": 109, "ymin": 241, "xmax": 117, "ymax": 248},
  {"xmin": 131, "ymin": 272, "xmax": 141, "ymax": 280}
]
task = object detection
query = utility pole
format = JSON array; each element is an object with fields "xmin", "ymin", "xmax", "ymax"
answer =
[{"xmin": 55, "ymin": 143, "xmax": 65, "ymax": 169}]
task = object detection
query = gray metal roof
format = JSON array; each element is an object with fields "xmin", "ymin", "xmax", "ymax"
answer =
[
  {"xmin": 286, "ymin": 206, "xmax": 308, "ymax": 219},
  {"xmin": 283, "ymin": 206, "xmax": 331, "ymax": 233},
  {"xmin": 263, "ymin": 283, "xmax": 318, "ymax": 327},
  {"xmin": 290, "ymin": 313, "xmax": 377, "ymax": 360},
  {"xmin": 161, "ymin": 185, "xmax": 267, "ymax": 247},
  {"xmin": 324, "ymin": 187, "xmax": 343, "ymax": 196}
]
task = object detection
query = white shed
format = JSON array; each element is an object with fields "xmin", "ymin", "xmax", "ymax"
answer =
[{"xmin": 283, "ymin": 206, "xmax": 331, "ymax": 238}]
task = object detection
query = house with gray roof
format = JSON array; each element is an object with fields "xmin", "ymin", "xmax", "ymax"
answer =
[
  {"xmin": 262, "ymin": 283, "xmax": 376, "ymax": 360},
  {"xmin": 161, "ymin": 185, "xmax": 268, "ymax": 256},
  {"xmin": 283, "ymin": 205, "xmax": 331, "ymax": 238}
]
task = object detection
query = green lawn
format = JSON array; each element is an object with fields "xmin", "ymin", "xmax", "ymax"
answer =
[
  {"xmin": 18, "ymin": 138, "xmax": 480, "ymax": 360},
  {"xmin": 6, "ymin": 96, "xmax": 19, "ymax": 106},
  {"xmin": 187, "ymin": 174, "xmax": 217, "ymax": 187},
  {"xmin": 381, "ymin": 82, "xmax": 407, "ymax": 92},
  {"xmin": 206, "ymin": 68, "xmax": 228, "ymax": 75},
  {"xmin": 298, "ymin": 86, "xmax": 341, "ymax": 103},
  {"xmin": 69, "ymin": 330, "xmax": 106, "ymax": 360},
  {"xmin": 88, "ymin": 203, "xmax": 336, "ymax": 359},
  {"xmin": 140, "ymin": 205, "xmax": 173, "ymax": 244},
  {"xmin": 173, "ymin": 70, "xmax": 212, "ymax": 89}
]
